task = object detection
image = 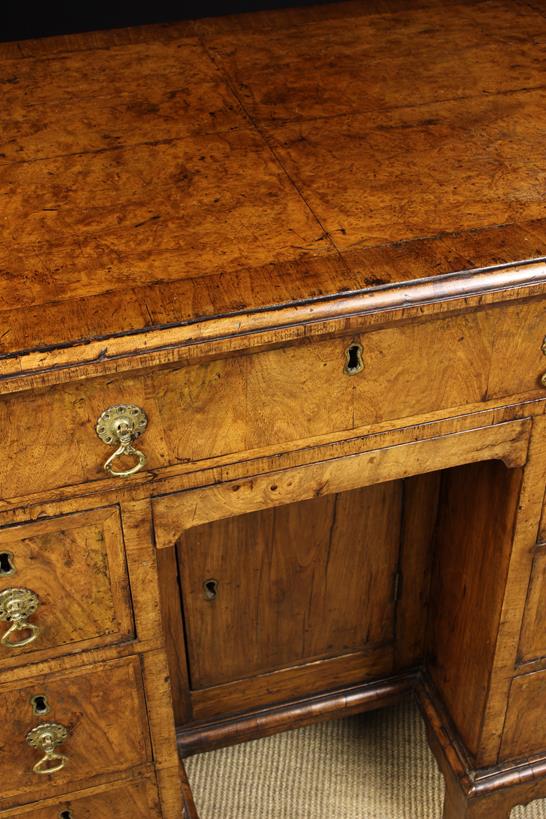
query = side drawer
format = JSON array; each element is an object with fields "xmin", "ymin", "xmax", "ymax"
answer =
[
  {"xmin": 0, "ymin": 298, "xmax": 544, "ymax": 501},
  {"xmin": 0, "ymin": 774, "xmax": 162, "ymax": 818},
  {"xmin": 0, "ymin": 656, "xmax": 152, "ymax": 808},
  {"xmin": 518, "ymin": 542, "xmax": 546, "ymax": 663},
  {"xmin": 500, "ymin": 669, "xmax": 546, "ymax": 761},
  {"xmin": 0, "ymin": 507, "xmax": 134, "ymax": 667}
]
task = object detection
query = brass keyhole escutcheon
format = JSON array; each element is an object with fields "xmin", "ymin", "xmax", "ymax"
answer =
[
  {"xmin": 0, "ymin": 552, "xmax": 15, "ymax": 576},
  {"xmin": 31, "ymin": 694, "xmax": 50, "ymax": 717},
  {"xmin": 203, "ymin": 579, "xmax": 219, "ymax": 601},
  {"xmin": 344, "ymin": 343, "xmax": 364, "ymax": 376}
]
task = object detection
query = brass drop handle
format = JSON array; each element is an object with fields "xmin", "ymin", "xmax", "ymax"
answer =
[
  {"xmin": 0, "ymin": 588, "xmax": 40, "ymax": 649},
  {"xmin": 96, "ymin": 404, "xmax": 148, "ymax": 478},
  {"xmin": 27, "ymin": 723, "xmax": 69, "ymax": 776}
]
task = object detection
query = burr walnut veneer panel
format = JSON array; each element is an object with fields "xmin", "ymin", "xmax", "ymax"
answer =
[
  {"xmin": 0, "ymin": 656, "xmax": 151, "ymax": 808},
  {"xmin": 0, "ymin": 776, "xmax": 162, "ymax": 818},
  {"xmin": 1, "ymin": 299, "xmax": 543, "ymax": 503},
  {"xmin": 2, "ymin": 1, "xmax": 546, "ymax": 817},
  {"xmin": 0, "ymin": 508, "xmax": 133, "ymax": 668}
]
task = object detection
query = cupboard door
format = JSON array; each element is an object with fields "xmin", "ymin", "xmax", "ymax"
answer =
[{"xmin": 177, "ymin": 482, "xmax": 402, "ymax": 688}]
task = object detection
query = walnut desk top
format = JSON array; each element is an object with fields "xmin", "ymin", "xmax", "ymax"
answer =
[
  {"xmin": 1, "ymin": 0, "xmax": 546, "ymax": 390},
  {"xmin": 2, "ymin": 3, "xmax": 546, "ymax": 819}
]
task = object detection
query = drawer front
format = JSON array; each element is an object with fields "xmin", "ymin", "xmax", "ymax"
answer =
[
  {"xmin": 519, "ymin": 543, "xmax": 546, "ymax": 663},
  {"xmin": 0, "ymin": 776, "xmax": 161, "ymax": 818},
  {"xmin": 500, "ymin": 669, "xmax": 546, "ymax": 760},
  {"xmin": 1, "ymin": 298, "xmax": 544, "ymax": 500},
  {"xmin": 0, "ymin": 656, "xmax": 151, "ymax": 806},
  {"xmin": 0, "ymin": 508, "xmax": 133, "ymax": 666}
]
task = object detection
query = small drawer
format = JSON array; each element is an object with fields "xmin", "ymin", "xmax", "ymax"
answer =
[
  {"xmin": 0, "ymin": 774, "xmax": 161, "ymax": 818},
  {"xmin": 501, "ymin": 669, "xmax": 546, "ymax": 760},
  {"xmin": 0, "ymin": 656, "xmax": 152, "ymax": 808},
  {"xmin": 518, "ymin": 543, "xmax": 546, "ymax": 663},
  {"xmin": 0, "ymin": 297, "xmax": 544, "ymax": 500},
  {"xmin": 0, "ymin": 508, "xmax": 133, "ymax": 667}
]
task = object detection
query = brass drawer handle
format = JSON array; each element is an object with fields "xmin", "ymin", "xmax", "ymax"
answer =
[
  {"xmin": 0, "ymin": 588, "xmax": 40, "ymax": 648},
  {"xmin": 27, "ymin": 723, "xmax": 69, "ymax": 775},
  {"xmin": 96, "ymin": 404, "xmax": 148, "ymax": 478}
]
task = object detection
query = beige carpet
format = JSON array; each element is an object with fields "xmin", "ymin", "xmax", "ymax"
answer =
[{"xmin": 185, "ymin": 702, "xmax": 546, "ymax": 818}]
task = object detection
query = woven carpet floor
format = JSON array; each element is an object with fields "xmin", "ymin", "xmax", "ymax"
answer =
[{"xmin": 185, "ymin": 701, "xmax": 546, "ymax": 818}]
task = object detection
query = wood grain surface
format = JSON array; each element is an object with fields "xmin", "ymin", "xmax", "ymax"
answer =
[
  {"xmin": 177, "ymin": 483, "xmax": 402, "ymax": 687},
  {"xmin": 0, "ymin": 774, "xmax": 162, "ymax": 818},
  {"xmin": 0, "ymin": 656, "xmax": 151, "ymax": 808},
  {"xmin": 427, "ymin": 461, "xmax": 523, "ymax": 761},
  {"xmin": 518, "ymin": 543, "xmax": 546, "ymax": 664},
  {"xmin": 501, "ymin": 669, "xmax": 546, "ymax": 760},
  {"xmin": 1, "ymin": 297, "xmax": 542, "ymax": 500},
  {"xmin": 2, "ymin": 2, "xmax": 546, "ymax": 818},
  {"xmin": 0, "ymin": 507, "xmax": 133, "ymax": 668},
  {"xmin": 1, "ymin": 0, "xmax": 546, "ymax": 376}
]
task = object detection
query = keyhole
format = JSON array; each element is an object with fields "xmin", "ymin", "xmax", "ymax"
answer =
[
  {"xmin": 31, "ymin": 694, "xmax": 50, "ymax": 716},
  {"xmin": 203, "ymin": 579, "xmax": 218, "ymax": 601},
  {"xmin": 0, "ymin": 551, "xmax": 15, "ymax": 576},
  {"xmin": 344, "ymin": 343, "xmax": 364, "ymax": 375},
  {"xmin": 59, "ymin": 811, "xmax": 73, "ymax": 819}
]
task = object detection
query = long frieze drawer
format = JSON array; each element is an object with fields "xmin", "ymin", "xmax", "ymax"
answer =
[
  {"xmin": 0, "ymin": 775, "xmax": 162, "ymax": 818},
  {"xmin": 518, "ymin": 543, "xmax": 546, "ymax": 663},
  {"xmin": 0, "ymin": 656, "xmax": 152, "ymax": 808},
  {"xmin": 0, "ymin": 298, "xmax": 544, "ymax": 500},
  {"xmin": 0, "ymin": 508, "xmax": 133, "ymax": 667}
]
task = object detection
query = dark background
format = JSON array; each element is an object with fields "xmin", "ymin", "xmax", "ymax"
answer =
[{"xmin": 2, "ymin": 1, "xmax": 335, "ymax": 42}]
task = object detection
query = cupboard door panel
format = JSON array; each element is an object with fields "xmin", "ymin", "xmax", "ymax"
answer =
[{"xmin": 177, "ymin": 482, "xmax": 402, "ymax": 688}]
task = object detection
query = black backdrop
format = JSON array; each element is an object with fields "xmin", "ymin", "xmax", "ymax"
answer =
[{"xmin": 2, "ymin": 1, "xmax": 336, "ymax": 42}]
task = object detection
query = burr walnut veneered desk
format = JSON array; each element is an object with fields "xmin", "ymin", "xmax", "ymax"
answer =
[{"xmin": 1, "ymin": 1, "xmax": 546, "ymax": 817}]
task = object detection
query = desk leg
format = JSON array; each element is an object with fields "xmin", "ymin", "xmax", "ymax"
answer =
[
  {"xmin": 180, "ymin": 759, "xmax": 200, "ymax": 819},
  {"xmin": 443, "ymin": 780, "xmax": 511, "ymax": 819}
]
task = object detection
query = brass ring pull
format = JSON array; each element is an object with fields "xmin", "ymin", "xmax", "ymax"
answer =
[
  {"xmin": 96, "ymin": 404, "xmax": 148, "ymax": 478},
  {"xmin": 104, "ymin": 440, "xmax": 147, "ymax": 478},
  {"xmin": 27, "ymin": 723, "xmax": 69, "ymax": 776},
  {"xmin": 0, "ymin": 588, "xmax": 40, "ymax": 649}
]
